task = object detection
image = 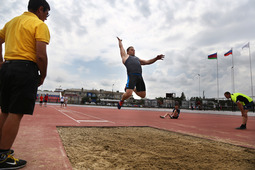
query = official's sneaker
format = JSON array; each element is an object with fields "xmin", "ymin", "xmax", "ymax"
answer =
[
  {"xmin": 236, "ymin": 124, "xmax": 246, "ymax": 130},
  {"xmin": 8, "ymin": 150, "xmax": 14, "ymax": 156},
  {"xmin": 0, "ymin": 153, "xmax": 27, "ymax": 169},
  {"xmin": 117, "ymin": 101, "xmax": 124, "ymax": 109},
  {"xmin": 160, "ymin": 116, "xmax": 165, "ymax": 119}
]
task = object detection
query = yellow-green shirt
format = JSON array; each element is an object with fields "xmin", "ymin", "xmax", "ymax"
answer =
[
  {"xmin": 0, "ymin": 12, "xmax": 50, "ymax": 63},
  {"xmin": 231, "ymin": 93, "xmax": 253, "ymax": 106}
]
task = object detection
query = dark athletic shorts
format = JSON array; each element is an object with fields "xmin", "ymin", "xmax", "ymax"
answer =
[
  {"xmin": 0, "ymin": 60, "xmax": 39, "ymax": 115},
  {"xmin": 243, "ymin": 101, "xmax": 254, "ymax": 110},
  {"xmin": 126, "ymin": 73, "xmax": 146, "ymax": 92},
  {"xmin": 172, "ymin": 116, "xmax": 179, "ymax": 119}
]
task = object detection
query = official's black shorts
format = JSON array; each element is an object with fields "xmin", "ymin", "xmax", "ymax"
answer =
[
  {"xmin": 126, "ymin": 73, "xmax": 146, "ymax": 92},
  {"xmin": 0, "ymin": 60, "xmax": 39, "ymax": 115}
]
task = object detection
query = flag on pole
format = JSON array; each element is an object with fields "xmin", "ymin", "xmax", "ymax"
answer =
[
  {"xmin": 224, "ymin": 49, "xmax": 232, "ymax": 56},
  {"xmin": 242, "ymin": 42, "xmax": 249, "ymax": 49},
  {"xmin": 208, "ymin": 53, "xmax": 217, "ymax": 59}
]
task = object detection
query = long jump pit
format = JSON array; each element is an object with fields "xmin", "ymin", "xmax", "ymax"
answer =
[{"xmin": 57, "ymin": 126, "xmax": 255, "ymax": 170}]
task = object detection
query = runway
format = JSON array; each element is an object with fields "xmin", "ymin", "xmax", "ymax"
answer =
[{"xmin": 13, "ymin": 104, "xmax": 255, "ymax": 169}]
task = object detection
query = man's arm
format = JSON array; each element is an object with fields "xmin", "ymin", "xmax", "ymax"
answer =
[
  {"xmin": 117, "ymin": 37, "xmax": 128, "ymax": 64},
  {"xmin": 139, "ymin": 54, "xmax": 164, "ymax": 65},
  {"xmin": 0, "ymin": 38, "xmax": 4, "ymax": 67},
  {"xmin": 36, "ymin": 41, "xmax": 48, "ymax": 87}
]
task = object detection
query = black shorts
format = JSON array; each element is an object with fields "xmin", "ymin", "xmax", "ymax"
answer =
[
  {"xmin": 172, "ymin": 116, "xmax": 179, "ymax": 119},
  {"xmin": 0, "ymin": 60, "xmax": 39, "ymax": 115},
  {"xmin": 243, "ymin": 101, "xmax": 254, "ymax": 110},
  {"xmin": 126, "ymin": 73, "xmax": 146, "ymax": 92}
]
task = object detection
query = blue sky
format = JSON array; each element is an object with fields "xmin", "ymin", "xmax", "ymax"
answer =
[{"xmin": 0, "ymin": 0, "xmax": 255, "ymax": 99}]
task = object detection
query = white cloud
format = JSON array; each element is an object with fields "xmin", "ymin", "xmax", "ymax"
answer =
[{"xmin": 0, "ymin": 0, "xmax": 255, "ymax": 100}]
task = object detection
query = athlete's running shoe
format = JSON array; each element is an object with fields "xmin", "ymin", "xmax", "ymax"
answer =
[
  {"xmin": 160, "ymin": 116, "xmax": 165, "ymax": 119},
  {"xmin": 117, "ymin": 101, "xmax": 124, "ymax": 109},
  {"xmin": 236, "ymin": 124, "xmax": 246, "ymax": 130},
  {"xmin": 0, "ymin": 152, "xmax": 27, "ymax": 169}
]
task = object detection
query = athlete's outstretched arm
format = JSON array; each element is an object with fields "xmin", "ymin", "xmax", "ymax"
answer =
[
  {"xmin": 140, "ymin": 54, "xmax": 164, "ymax": 65},
  {"xmin": 117, "ymin": 37, "xmax": 128, "ymax": 64}
]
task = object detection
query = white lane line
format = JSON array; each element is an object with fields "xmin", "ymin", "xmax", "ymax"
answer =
[
  {"xmin": 51, "ymin": 107, "xmax": 80, "ymax": 123},
  {"xmin": 57, "ymin": 109, "xmax": 80, "ymax": 123},
  {"xmin": 51, "ymin": 106, "xmax": 114, "ymax": 124},
  {"xmin": 67, "ymin": 109, "xmax": 115, "ymax": 124},
  {"xmin": 77, "ymin": 120, "xmax": 110, "ymax": 123}
]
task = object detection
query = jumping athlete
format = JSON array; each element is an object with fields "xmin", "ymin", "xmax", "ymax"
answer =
[
  {"xmin": 224, "ymin": 92, "xmax": 254, "ymax": 129},
  {"xmin": 117, "ymin": 37, "xmax": 164, "ymax": 109}
]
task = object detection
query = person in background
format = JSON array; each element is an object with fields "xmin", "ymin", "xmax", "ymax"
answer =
[
  {"xmin": 60, "ymin": 96, "xmax": 65, "ymax": 108},
  {"xmin": 224, "ymin": 91, "xmax": 253, "ymax": 130},
  {"xmin": 160, "ymin": 104, "xmax": 180, "ymax": 119},
  {"xmin": 44, "ymin": 94, "xmax": 48, "ymax": 107},
  {"xmin": 40, "ymin": 94, "xmax": 44, "ymax": 107},
  {"xmin": 64, "ymin": 96, "xmax": 68, "ymax": 107}
]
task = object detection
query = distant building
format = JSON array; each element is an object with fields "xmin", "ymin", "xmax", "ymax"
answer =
[
  {"xmin": 144, "ymin": 99, "xmax": 158, "ymax": 107},
  {"xmin": 61, "ymin": 88, "xmax": 133, "ymax": 105}
]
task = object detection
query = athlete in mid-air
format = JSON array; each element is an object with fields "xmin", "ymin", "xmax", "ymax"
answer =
[
  {"xmin": 224, "ymin": 92, "xmax": 254, "ymax": 129},
  {"xmin": 117, "ymin": 37, "xmax": 164, "ymax": 109}
]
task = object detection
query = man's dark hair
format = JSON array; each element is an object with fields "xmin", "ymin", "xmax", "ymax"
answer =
[
  {"xmin": 28, "ymin": 0, "xmax": 50, "ymax": 12},
  {"xmin": 224, "ymin": 91, "xmax": 231, "ymax": 95},
  {"xmin": 126, "ymin": 46, "xmax": 133, "ymax": 53}
]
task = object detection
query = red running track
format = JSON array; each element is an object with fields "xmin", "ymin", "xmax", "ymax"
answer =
[{"xmin": 12, "ymin": 104, "xmax": 255, "ymax": 170}]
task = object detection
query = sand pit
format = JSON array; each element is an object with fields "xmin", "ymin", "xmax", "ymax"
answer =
[{"xmin": 57, "ymin": 127, "xmax": 255, "ymax": 170}]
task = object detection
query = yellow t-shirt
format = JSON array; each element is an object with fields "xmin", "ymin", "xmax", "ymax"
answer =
[{"xmin": 0, "ymin": 12, "xmax": 50, "ymax": 63}]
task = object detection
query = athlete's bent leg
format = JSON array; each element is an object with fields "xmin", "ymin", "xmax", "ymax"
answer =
[
  {"xmin": 242, "ymin": 110, "xmax": 248, "ymax": 125},
  {"xmin": 121, "ymin": 89, "xmax": 134, "ymax": 101},
  {"xmin": 134, "ymin": 90, "xmax": 146, "ymax": 98},
  {"xmin": 173, "ymin": 110, "xmax": 178, "ymax": 117},
  {"xmin": 118, "ymin": 89, "xmax": 134, "ymax": 109}
]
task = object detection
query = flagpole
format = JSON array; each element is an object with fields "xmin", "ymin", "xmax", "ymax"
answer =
[
  {"xmin": 198, "ymin": 74, "xmax": 200, "ymax": 98},
  {"xmin": 217, "ymin": 56, "xmax": 219, "ymax": 103},
  {"xmin": 248, "ymin": 45, "xmax": 254, "ymax": 99},
  {"xmin": 231, "ymin": 48, "xmax": 235, "ymax": 93}
]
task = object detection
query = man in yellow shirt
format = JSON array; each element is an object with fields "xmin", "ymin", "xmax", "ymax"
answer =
[
  {"xmin": 224, "ymin": 92, "xmax": 254, "ymax": 130},
  {"xmin": 0, "ymin": 0, "xmax": 50, "ymax": 169}
]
